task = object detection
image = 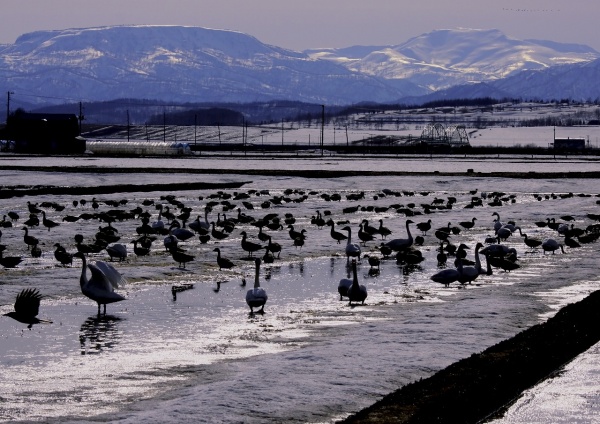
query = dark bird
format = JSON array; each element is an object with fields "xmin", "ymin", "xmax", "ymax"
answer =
[
  {"xmin": 169, "ymin": 247, "xmax": 195, "ymax": 269},
  {"xmin": 132, "ymin": 239, "xmax": 151, "ymax": 256},
  {"xmin": 240, "ymin": 231, "xmax": 264, "ymax": 257},
  {"xmin": 416, "ymin": 219, "xmax": 432, "ymax": 235},
  {"xmin": 0, "ymin": 250, "xmax": 23, "ymax": 268},
  {"xmin": 54, "ymin": 243, "xmax": 74, "ymax": 266},
  {"xmin": 3, "ymin": 288, "xmax": 52, "ymax": 328},
  {"xmin": 214, "ymin": 247, "xmax": 235, "ymax": 270},
  {"xmin": 22, "ymin": 227, "xmax": 39, "ymax": 251},
  {"xmin": 327, "ymin": 219, "xmax": 348, "ymax": 244},
  {"xmin": 41, "ymin": 211, "xmax": 59, "ymax": 231},
  {"xmin": 74, "ymin": 252, "xmax": 126, "ymax": 314}
]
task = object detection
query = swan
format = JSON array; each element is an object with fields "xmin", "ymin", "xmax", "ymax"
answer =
[
  {"xmin": 246, "ymin": 258, "xmax": 268, "ymax": 314},
  {"xmin": 189, "ymin": 207, "xmax": 211, "ymax": 233},
  {"xmin": 457, "ymin": 243, "xmax": 484, "ymax": 284},
  {"xmin": 106, "ymin": 243, "xmax": 127, "ymax": 262},
  {"xmin": 74, "ymin": 252, "xmax": 126, "ymax": 315},
  {"xmin": 3, "ymin": 288, "xmax": 52, "ymax": 328},
  {"xmin": 430, "ymin": 260, "xmax": 462, "ymax": 287},
  {"xmin": 341, "ymin": 226, "xmax": 361, "ymax": 260},
  {"xmin": 383, "ymin": 219, "xmax": 414, "ymax": 251},
  {"xmin": 346, "ymin": 259, "xmax": 367, "ymax": 306},
  {"xmin": 542, "ymin": 238, "xmax": 566, "ymax": 254},
  {"xmin": 492, "ymin": 212, "xmax": 503, "ymax": 231}
]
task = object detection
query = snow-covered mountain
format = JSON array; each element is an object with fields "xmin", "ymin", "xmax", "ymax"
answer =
[
  {"xmin": 306, "ymin": 28, "xmax": 599, "ymax": 92},
  {"xmin": 0, "ymin": 25, "xmax": 423, "ymax": 106},
  {"xmin": 0, "ymin": 25, "xmax": 598, "ymax": 106}
]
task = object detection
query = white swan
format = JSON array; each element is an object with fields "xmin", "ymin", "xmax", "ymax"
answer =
[
  {"xmin": 341, "ymin": 226, "xmax": 361, "ymax": 260},
  {"xmin": 458, "ymin": 242, "xmax": 484, "ymax": 284},
  {"xmin": 383, "ymin": 219, "xmax": 414, "ymax": 251},
  {"xmin": 246, "ymin": 258, "xmax": 268, "ymax": 314},
  {"xmin": 74, "ymin": 252, "xmax": 126, "ymax": 315},
  {"xmin": 542, "ymin": 238, "xmax": 566, "ymax": 254},
  {"xmin": 346, "ymin": 259, "xmax": 367, "ymax": 305}
]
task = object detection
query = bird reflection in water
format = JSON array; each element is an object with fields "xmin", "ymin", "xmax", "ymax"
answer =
[{"xmin": 79, "ymin": 315, "xmax": 122, "ymax": 355}]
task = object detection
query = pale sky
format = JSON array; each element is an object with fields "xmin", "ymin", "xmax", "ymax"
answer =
[{"xmin": 1, "ymin": 0, "xmax": 599, "ymax": 52}]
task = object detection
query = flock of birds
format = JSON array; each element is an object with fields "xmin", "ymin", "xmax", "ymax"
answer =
[{"xmin": 2, "ymin": 186, "xmax": 600, "ymax": 327}]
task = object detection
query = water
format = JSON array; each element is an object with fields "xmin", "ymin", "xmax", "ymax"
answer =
[{"xmin": 0, "ymin": 154, "xmax": 599, "ymax": 423}]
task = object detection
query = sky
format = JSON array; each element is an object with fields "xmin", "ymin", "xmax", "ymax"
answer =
[{"xmin": 1, "ymin": 0, "xmax": 599, "ymax": 52}]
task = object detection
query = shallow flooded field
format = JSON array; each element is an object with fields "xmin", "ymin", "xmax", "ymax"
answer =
[{"xmin": 1, "ymin": 155, "xmax": 599, "ymax": 423}]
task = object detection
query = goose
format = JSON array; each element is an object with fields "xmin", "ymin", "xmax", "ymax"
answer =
[
  {"xmin": 358, "ymin": 223, "xmax": 375, "ymax": 246},
  {"xmin": 383, "ymin": 219, "xmax": 414, "ymax": 251},
  {"xmin": 54, "ymin": 243, "xmax": 74, "ymax": 266},
  {"xmin": 522, "ymin": 233, "xmax": 542, "ymax": 249},
  {"xmin": 31, "ymin": 242, "xmax": 42, "ymax": 258},
  {"xmin": 458, "ymin": 217, "xmax": 477, "ymax": 229},
  {"xmin": 1, "ymin": 215, "xmax": 12, "ymax": 228},
  {"xmin": 210, "ymin": 222, "xmax": 229, "ymax": 240},
  {"xmin": 327, "ymin": 219, "xmax": 348, "ymax": 244},
  {"xmin": 240, "ymin": 231, "xmax": 264, "ymax": 257},
  {"xmin": 257, "ymin": 226, "xmax": 271, "ymax": 242},
  {"xmin": 542, "ymin": 238, "xmax": 565, "ymax": 254},
  {"xmin": 293, "ymin": 232, "xmax": 306, "ymax": 249},
  {"xmin": 341, "ymin": 226, "xmax": 361, "ymax": 260},
  {"xmin": 22, "ymin": 227, "xmax": 39, "ymax": 251},
  {"xmin": 41, "ymin": 211, "xmax": 59, "ymax": 231},
  {"xmin": 361, "ymin": 219, "xmax": 379, "ymax": 237},
  {"xmin": 346, "ymin": 259, "xmax": 367, "ymax": 306},
  {"xmin": 564, "ymin": 236, "xmax": 581, "ymax": 249},
  {"xmin": 262, "ymin": 247, "xmax": 275, "ymax": 264},
  {"xmin": 3, "ymin": 288, "xmax": 52, "ymax": 328},
  {"xmin": 7, "ymin": 211, "xmax": 19, "ymax": 222},
  {"xmin": 106, "ymin": 243, "xmax": 127, "ymax": 262},
  {"xmin": 23, "ymin": 214, "xmax": 39, "ymax": 227},
  {"xmin": 480, "ymin": 243, "xmax": 518, "ymax": 260},
  {"xmin": 487, "ymin": 255, "xmax": 521, "ymax": 272},
  {"xmin": 74, "ymin": 251, "xmax": 126, "ymax": 315},
  {"xmin": 266, "ymin": 236, "xmax": 282, "ymax": 259},
  {"xmin": 416, "ymin": 219, "xmax": 432, "ymax": 235},
  {"xmin": 246, "ymin": 258, "xmax": 268, "ymax": 314},
  {"xmin": 163, "ymin": 230, "xmax": 179, "ymax": 252},
  {"xmin": 377, "ymin": 219, "xmax": 392, "ymax": 239},
  {"xmin": 436, "ymin": 242, "xmax": 448, "ymax": 265},
  {"xmin": 131, "ymin": 239, "xmax": 151, "ymax": 257},
  {"xmin": 0, "ymin": 250, "xmax": 23, "ymax": 268},
  {"xmin": 287, "ymin": 225, "xmax": 303, "ymax": 241},
  {"xmin": 169, "ymin": 246, "xmax": 195, "ymax": 268},
  {"xmin": 213, "ymin": 247, "xmax": 235, "ymax": 270}
]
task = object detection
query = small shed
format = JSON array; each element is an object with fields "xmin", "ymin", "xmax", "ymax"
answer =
[{"xmin": 553, "ymin": 137, "xmax": 585, "ymax": 150}]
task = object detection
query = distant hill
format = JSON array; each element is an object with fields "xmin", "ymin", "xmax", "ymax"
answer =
[{"xmin": 1, "ymin": 25, "xmax": 599, "ymax": 112}]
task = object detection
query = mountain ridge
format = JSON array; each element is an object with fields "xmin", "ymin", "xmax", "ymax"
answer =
[{"xmin": 1, "ymin": 25, "xmax": 598, "ymax": 107}]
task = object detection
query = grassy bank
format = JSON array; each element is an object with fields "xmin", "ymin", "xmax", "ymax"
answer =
[{"xmin": 339, "ymin": 290, "xmax": 600, "ymax": 423}]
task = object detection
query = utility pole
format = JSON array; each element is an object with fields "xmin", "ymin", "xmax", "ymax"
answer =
[
  {"xmin": 321, "ymin": 105, "xmax": 325, "ymax": 156},
  {"xmin": 281, "ymin": 118, "xmax": 284, "ymax": 146},
  {"xmin": 126, "ymin": 110, "xmax": 130, "ymax": 142},
  {"xmin": 163, "ymin": 110, "xmax": 166, "ymax": 142},
  {"xmin": 194, "ymin": 114, "xmax": 197, "ymax": 145},
  {"xmin": 6, "ymin": 91, "xmax": 14, "ymax": 124},
  {"xmin": 78, "ymin": 102, "xmax": 85, "ymax": 135}
]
